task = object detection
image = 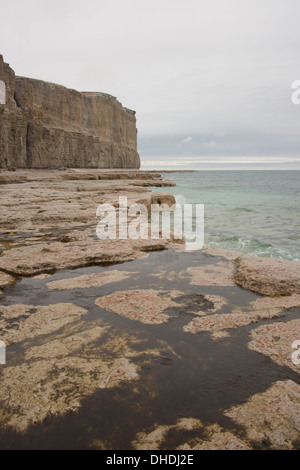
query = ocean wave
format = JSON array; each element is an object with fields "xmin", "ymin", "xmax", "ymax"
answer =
[
  {"xmin": 207, "ymin": 236, "xmax": 299, "ymax": 261},
  {"xmin": 164, "ymin": 172, "xmax": 300, "ymax": 262}
]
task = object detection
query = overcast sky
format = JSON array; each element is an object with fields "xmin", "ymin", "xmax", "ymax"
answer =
[{"xmin": 1, "ymin": 0, "xmax": 300, "ymax": 169}]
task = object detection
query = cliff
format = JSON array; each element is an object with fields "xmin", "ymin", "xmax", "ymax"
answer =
[{"xmin": 0, "ymin": 55, "xmax": 140, "ymax": 169}]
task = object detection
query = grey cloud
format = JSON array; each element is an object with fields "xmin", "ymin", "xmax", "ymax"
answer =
[{"xmin": 0, "ymin": 0, "xmax": 300, "ymax": 167}]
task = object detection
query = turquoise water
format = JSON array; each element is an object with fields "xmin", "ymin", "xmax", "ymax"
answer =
[{"xmin": 156, "ymin": 171, "xmax": 300, "ymax": 261}]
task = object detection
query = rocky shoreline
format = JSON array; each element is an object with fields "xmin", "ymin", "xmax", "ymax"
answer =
[
  {"xmin": 0, "ymin": 169, "xmax": 179, "ymax": 278},
  {"xmin": 0, "ymin": 169, "xmax": 299, "ymax": 450}
]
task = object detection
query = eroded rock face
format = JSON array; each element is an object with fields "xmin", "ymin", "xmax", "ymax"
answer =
[{"xmin": 0, "ymin": 54, "xmax": 140, "ymax": 169}]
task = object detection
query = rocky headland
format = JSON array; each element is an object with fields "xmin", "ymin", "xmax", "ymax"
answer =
[{"xmin": 0, "ymin": 55, "xmax": 140, "ymax": 169}]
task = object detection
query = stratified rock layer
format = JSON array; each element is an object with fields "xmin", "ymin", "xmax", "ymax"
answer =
[{"xmin": 0, "ymin": 54, "xmax": 140, "ymax": 169}]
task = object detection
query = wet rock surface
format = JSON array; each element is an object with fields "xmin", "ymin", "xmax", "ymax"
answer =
[
  {"xmin": 132, "ymin": 420, "xmax": 250, "ymax": 451},
  {"xmin": 96, "ymin": 290, "xmax": 179, "ymax": 325},
  {"xmin": 248, "ymin": 319, "xmax": 300, "ymax": 373},
  {"xmin": 225, "ymin": 380, "xmax": 300, "ymax": 450},
  {"xmin": 184, "ymin": 292, "xmax": 300, "ymax": 335},
  {"xmin": 0, "ymin": 271, "xmax": 15, "ymax": 288},
  {"xmin": 0, "ymin": 172, "xmax": 299, "ymax": 449},
  {"xmin": 46, "ymin": 270, "xmax": 133, "ymax": 291},
  {"xmin": 183, "ymin": 262, "xmax": 235, "ymax": 287},
  {"xmin": 131, "ymin": 380, "xmax": 300, "ymax": 450},
  {"xmin": 0, "ymin": 303, "xmax": 87, "ymax": 345},
  {"xmin": 0, "ymin": 170, "xmax": 178, "ymax": 276}
]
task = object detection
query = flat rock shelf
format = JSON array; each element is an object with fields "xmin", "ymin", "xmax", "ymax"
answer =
[{"xmin": 0, "ymin": 170, "xmax": 299, "ymax": 450}]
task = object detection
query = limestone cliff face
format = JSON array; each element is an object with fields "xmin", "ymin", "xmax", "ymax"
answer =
[{"xmin": 0, "ymin": 55, "xmax": 140, "ymax": 169}]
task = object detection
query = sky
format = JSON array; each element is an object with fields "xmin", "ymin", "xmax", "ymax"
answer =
[{"xmin": 0, "ymin": 0, "xmax": 300, "ymax": 169}]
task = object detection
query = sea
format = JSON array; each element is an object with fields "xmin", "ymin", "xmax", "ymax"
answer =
[{"xmin": 154, "ymin": 170, "xmax": 300, "ymax": 261}]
